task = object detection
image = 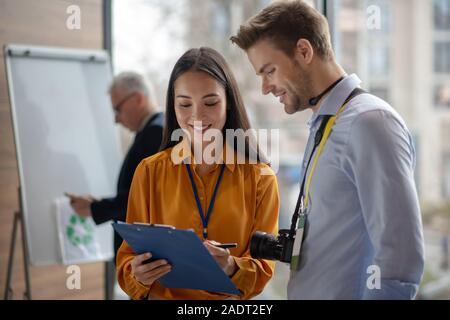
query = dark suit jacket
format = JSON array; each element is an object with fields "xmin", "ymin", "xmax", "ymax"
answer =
[{"xmin": 91, "ymin": 112, "xmax": 164, "ymax": 260}]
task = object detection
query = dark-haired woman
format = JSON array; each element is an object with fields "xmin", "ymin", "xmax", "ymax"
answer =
[{"xmin": 117, "ymin": 47, "xmax": 279, "ymax": 300}]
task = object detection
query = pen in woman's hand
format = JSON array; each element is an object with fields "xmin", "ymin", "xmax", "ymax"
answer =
[{"xmin": 214, "ymin": 243, "xmax": 238, "ymax": 249}]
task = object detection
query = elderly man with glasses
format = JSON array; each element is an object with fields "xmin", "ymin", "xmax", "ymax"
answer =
[{"xmin": 67, "ymin": 71, "xmax": 164, "ymax": 265}]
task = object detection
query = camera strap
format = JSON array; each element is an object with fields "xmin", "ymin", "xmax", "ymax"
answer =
[
  {"xmin": 185, "ymin": 163, "xmax": 226, "ymax": 240},
  {"xmin": 290, "ymin": 87, "xmax": 365, "ymax": 270}
]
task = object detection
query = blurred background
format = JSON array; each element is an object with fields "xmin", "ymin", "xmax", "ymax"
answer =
[{"xmin": 1, "ymin": 0, "xmax": 449, "ymax": 299}]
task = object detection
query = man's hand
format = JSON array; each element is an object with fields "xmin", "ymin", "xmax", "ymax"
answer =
[
  {"xmin": 203, "ymin": 240, "xmax": 237, "ymax": 276},
  {"xmin": 65, "ymin": 192, "xmax": 96, "ymax": 217}
]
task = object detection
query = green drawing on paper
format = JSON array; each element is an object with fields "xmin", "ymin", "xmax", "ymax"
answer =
[{"xmin": 66, "ymin": 214, "xmax": 94, "ymax": 247}]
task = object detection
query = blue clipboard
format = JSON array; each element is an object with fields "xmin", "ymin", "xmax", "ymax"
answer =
[{"xmin": 112, "ymin": 223, "xmax": 240, "ymax": 295}]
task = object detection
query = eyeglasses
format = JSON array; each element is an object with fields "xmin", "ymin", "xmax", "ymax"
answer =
[{"xmin": 113, "ymin": 92, "xmax": 136, "ymax": 115}]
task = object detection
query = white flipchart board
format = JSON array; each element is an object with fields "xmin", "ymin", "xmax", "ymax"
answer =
[{"xmin": 5, "ymin": 44, "xmax": 122, "ymax": 265}]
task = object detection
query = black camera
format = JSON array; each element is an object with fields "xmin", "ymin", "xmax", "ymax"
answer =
[{"xmin": 249, "ymin": 229, "xmax": 295, "ymax": 263}]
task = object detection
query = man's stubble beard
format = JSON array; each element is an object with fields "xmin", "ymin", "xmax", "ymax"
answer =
[{"xmin": 285, "ymin": 62, "xmax": 314, "ymax": 114}]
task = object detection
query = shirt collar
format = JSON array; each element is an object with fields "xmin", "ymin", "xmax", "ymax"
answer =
[
  {"xmin": 171, "ymin": 139, "xmax": 236, "ymax": 172},
  {"xmin": 137, "ymin": 111, "xmax": 154, "ymax": 132},
  {"xmin": 307, "ymin": 74, "xmax": 362, "ymax": 128}
]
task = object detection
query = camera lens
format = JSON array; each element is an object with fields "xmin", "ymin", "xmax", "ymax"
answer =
[{"xmin": 250, "ymin": 231, "xmax": 283, "ymax": 260}]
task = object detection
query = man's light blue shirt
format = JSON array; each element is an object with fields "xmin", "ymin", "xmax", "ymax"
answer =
[{"xmin": 287, "ymin": 74, "xmax": 425, "ymax": 299}]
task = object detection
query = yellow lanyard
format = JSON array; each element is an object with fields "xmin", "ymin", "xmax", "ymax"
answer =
[{"xmin": 302, "ymin": 103, "xmax": 347, "ymax": 210}]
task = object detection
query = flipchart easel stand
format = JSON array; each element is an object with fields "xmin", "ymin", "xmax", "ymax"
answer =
[{"xmin": 4, "ymin": 187, "xmax": 32, "ymax": 300}]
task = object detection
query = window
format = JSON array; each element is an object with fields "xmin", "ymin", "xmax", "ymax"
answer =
[
  {"xmin": 211, "ymin": 1, "xmax": 231, "ymax": 39},
  {"xmin": 434, "ymin": 41, "xmax": 450, "ymax": 73},
  {"xmin": 329, "ymin": 0, "xmax": 391, "ymax": 102},
  {"xmin": 368, "ymin": 42, "xmax": 390, "ymax": 77},
  {"xmin": 434, "ymin": 0, "xmax": 450, "ymax": 30},
  {"xmin": 433, "ymin": 0, "xmax": 450, "ymax": 108}
]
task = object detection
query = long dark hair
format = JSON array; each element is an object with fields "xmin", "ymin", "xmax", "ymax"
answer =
[{"xmin": 160, "ymin": 47, "xmax": 266, "ymax": 163}]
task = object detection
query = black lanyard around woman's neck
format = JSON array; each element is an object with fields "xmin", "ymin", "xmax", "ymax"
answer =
[{"xmin": 185, "ymin": 163, "xmax": 226, "ymax": 240}]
